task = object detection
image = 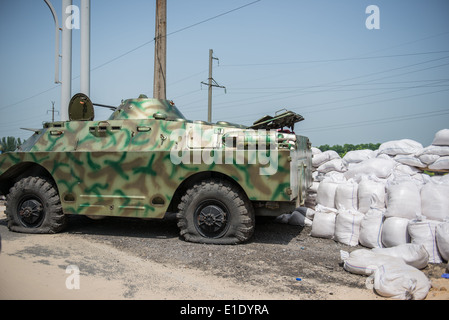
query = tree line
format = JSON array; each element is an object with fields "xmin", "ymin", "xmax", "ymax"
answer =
[
  {"xmin": 0, "ymin": 136, "xmax": 23, "ymax": 153},
  {"xmin": 316, "ymin": 143, "xmax": 381, "ymax": 158}
]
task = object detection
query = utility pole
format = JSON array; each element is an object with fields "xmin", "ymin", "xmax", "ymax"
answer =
[
  {"xmin": 201, "ymin": 49, "xmax": 226, "ymax": 123},
  {"xmin": 153, "ymin": 0, "xmax": 167, "ymax": 100}
]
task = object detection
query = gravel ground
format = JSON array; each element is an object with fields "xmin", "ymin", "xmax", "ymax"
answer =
[{"xmin": 1, "ymin": 202, "xmax": 448, "ymax": 300}]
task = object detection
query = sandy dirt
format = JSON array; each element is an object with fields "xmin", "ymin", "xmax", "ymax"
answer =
[{"xmin": 0, "ymin": 207, "xmax": 448, "ymax": 301}]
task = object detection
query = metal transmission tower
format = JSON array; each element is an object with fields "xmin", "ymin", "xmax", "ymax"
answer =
[
  {"xmin": 201, "ymin": 49, "xmax": 226, "ymax": 122},
  {"xmin": 153, "ymin": 0, "xmax": 167, "ymax": 99},
  {"xmin": 47, "ymin": 101, "xmax": 59, "ymax": 122}
]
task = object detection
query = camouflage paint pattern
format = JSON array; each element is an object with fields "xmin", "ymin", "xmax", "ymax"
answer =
[{"xmin": 0, "ymin": 98, "xmax": 312, "ymax": 219}]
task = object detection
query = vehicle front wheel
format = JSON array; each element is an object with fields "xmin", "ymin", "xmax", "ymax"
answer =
[
  {"xmin": 6, "ymin": 176, "xmax": 68, "ymax": 233},
  {"xmin": 176, "ymin": 179, "xmax": 255, "ymax": 244}
]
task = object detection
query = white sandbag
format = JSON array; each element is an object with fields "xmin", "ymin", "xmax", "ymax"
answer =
[
  {"xmin": 431, "ymin": 128, "xmax": 449, "ymax": 146},
  {"xmin": 419, "ymin": 145, "xmax": 449, "ymax": 156},
  {"xmin": 311, "ymin": 206, "xmax": 337, "ymax": 239},
  {"xmin": 358, "ymin": 176, "xmax": 386, "ymax": 213},
  {"xmin": 408, "ymin": 216, "xmax": 442, "ymax": 264},
  {"xmin": 393, "ymin": 155, "xmax": 427, "ymax": 168},
  {"xmin": 382, "ymin": 217, "xmax": 410, "ymax": 248},
  {"xmin": 312, "ymin": 150, "xmax": 340, "ymax": 167},
  {"xmin": 311, "ymin": 147, "xmax": 322, "ymax": 155},
  {"xmin": 344, "ymin": 158, "xmax": 397, "ymax": 181},
  {"xmin": 378, "ymin": 139, "xmax": 423, "ymax": 156},
  {"xmin": 316, "ymin": 158, "xmax": 346, "ymax": 174},
  {"xmin": 393, "ymin": 165, "xmax": 422, "ymax": 177},
  {"xmin": 428, "ymin": 156, "xmax": 449, "ymax": 170},
  {"xmin": 385, "ymin": 180, "xmax": 421, "ymax": 219},
  {"xmin": 418, "ymin": 154, "xmax": 439, "ymax": 165},
  {"xmin": 440, "ymin": 174, "xmax": 449, "ymax": 184},
  {"xmin": 359, "ymin": 208, "xmax": 385, "ymax": 248},
  {"xmin": 340, "ymin": 249, "xmax": 403, "ymax": 276},
  {"xmin": 334, "ymin": 210, "xmax": 364, "ymax": 246},
  {"xmin": 309, "ymin": 181, "xmax": 320, "ymax": 193},
  {"xmin": 371, "ymin": 262, "xmax": 431, "ymax": 300},
  {"xmin": 436, "ymin": 222, "xmax": 449, "ymax": 261},
  {"xmin": 372, "ymin": 244, "xmax": 429, "ymax": 270},
  {"xmin": 335, "ymin": 179, "xmax": 358, "ymax": 211},
  {"xmin": 342, "ymin": 149, "xmax": 374, "ymax": 166},
  {"xmin": 420, "ymin": 182, "xmax": 449, "ymax": 221},
  {"xmin": 316, "ymin": 177, "xmax": 343, "ymax": 208}
]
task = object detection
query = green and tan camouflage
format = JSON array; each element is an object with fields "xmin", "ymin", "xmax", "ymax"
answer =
[{"xmin": 0, "ymin": 94, "xmax": 312, "ymax": 244}]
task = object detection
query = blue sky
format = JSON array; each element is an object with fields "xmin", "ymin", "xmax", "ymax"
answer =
[{"xmin": 0, "ymin": 0, "xmax": 448, "ymax": 147}]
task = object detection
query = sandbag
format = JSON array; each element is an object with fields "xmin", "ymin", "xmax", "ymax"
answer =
[
  {"xmin": 316, "ymin": 178, "xmax": 341, "ymax": 208},
  {"xmin": 312, "ymin": 150, "xmax": 340, "ymax": 167},
  {"xmin": 358, "ymin": 176, "xmax": 386, "ymax": 213},
  {"xmin": 335, "ymin": 179, "xmax": 358, "ymax": 211},
  {"xmin": 340, "ymin": 249, "xmax": 403, "ymax": 276},
  {"xmin": 418, "ymin": 154, "xmax": 439, "ymax": 165},
  {"xmin": 393, "ymin": 155, "xmax": 426, "ymax": 168},
  {"xmin": 382, "ymin": 217, "xmax": 410, "ymax": 248},
  {"xmin": 428, "ymin": 156, "xmax": 449, "ymax": 170},
  {"xmin": 316, "ymin": 158, "xmax": 347, "ymax": 174},
  {"xmin": 311, "ymin": 147, "xmax": 322, "ymax": 155},
  {"xmin": 408, "ymin": 216, "xmax": 442, "ymax": 264},
  {"xmin": 393, "ymin": 164, "xmax": 421, "ymax": 177},
  {"xmin": 436, "ymin": 222, "xmax": 449, "ymax": 261},
  {"xmin": 288, "ymin": 211, "xmax": 313, "ymax": 227},
  {"xmin": 419, "ymin": 145, "xmax": 449, "ymax": 156},
  {"xmin": 385, "ymin": 180, "xmax": 421, "ymax": 219},
  {"xmin": 334, "ymin": 210, "xmax": 364, "ymax": 246},
  {"xmin": 344, "ymin": 158, "xmax": 396, "ymax": 181},
  {"xmin": 294, "ymin": 206, "xmax": 315, "ymax": 220},
  {"xmin": 371, "ymin": 262, "xmax": 431, "ymax": 300},
  {"xmin": 372, "ymin": 244, "xmax": 429, "ymax": 270},
  {"xmin": 342, "ymin": 149, "xmax": 374, "ymax": 165},
  {"xmin": 431, "ymin": 128, "xmax": 449, "ymax": 146},
  {"xmin": 311, "ymin": 206, "xmax": 337, "ymax": 239},
  {"xmin": 359, "ymin": 208, "xmax": 385, "ymax": 248},
  {"xmin": 420, "ymin": 182, "xmax": 449, "ymax": 221},
  {"xmin": 378, "ymin": 139, "xmax": 423, "ymax": 156}
]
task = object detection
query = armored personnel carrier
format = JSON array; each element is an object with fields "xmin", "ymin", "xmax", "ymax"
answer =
[{"xmin": 0, "ymin": 94, "xmax": 312, "ymax": 244}]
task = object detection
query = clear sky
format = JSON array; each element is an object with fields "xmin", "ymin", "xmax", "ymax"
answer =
[{"xmin": 1, "ymin": 0, "xmax": 448, "ymax": 147}]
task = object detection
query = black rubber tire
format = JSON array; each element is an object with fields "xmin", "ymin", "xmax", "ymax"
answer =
[
  {"xmin": 6, "ymin": 176, "xmax": 68, "ymax": 234},
  {"xmin": 176, "ymin": 179, "xmax": 255, "ymax": 244}
]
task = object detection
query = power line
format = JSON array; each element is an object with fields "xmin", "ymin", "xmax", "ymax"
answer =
[
  {"xmin": 222, "ymin": 50, "xmax": 449, "ymax": 67},
  {"xmin": 300, "ymin": 109, "xmax": 449, "ymax": 133},
  {"xmin": 207, "ymin": 56, "xmax": 449, "ymax": 110},
  {"xmin": 219, "ymin": 86, "xmax": 449, "ymax": 125},
  {"xmin": 166, "ymin": 0, "xmax": 262, "ymax": 37},
  {"xmin": 0, "ymin": 1, "xmax": 262, "ymax": 112}
]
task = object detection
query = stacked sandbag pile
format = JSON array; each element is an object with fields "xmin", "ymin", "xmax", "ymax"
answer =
[{"xmin": 305, "ymin": 129, "xmax": 449, "ymax": 267}]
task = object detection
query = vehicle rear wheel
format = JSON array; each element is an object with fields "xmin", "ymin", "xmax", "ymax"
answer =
[
  {"xmin": 176, "ymin": 179, "xmax": 255, "ymax": 244},
  {"xmin": 6, "ymin": 176, "xmax": 68, "ymax": 233}
]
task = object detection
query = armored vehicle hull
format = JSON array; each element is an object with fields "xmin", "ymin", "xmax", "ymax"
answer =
[{"xmin": 0, "ymin": 95, "xmax": 312, "ymax": 244}]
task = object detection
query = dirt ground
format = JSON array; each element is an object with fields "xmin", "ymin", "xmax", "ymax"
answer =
[{"xmin": 0, "ymin": 204, "xmax": 448, "ymax": 301}]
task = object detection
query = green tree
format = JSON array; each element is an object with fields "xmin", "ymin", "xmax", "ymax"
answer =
[
  {"xmin": 317, "ymin": 142, "xmax": 380, "ymax": 157},
  {"xmin": 0, "ymin": 136, "xmax": 23, "ymax": 152}
]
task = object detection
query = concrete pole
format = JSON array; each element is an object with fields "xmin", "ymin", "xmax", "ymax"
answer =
[
  {"xmin": 80, "ymin": 0, "xmax": 90, "ymax": 97},
  {"xmin": 208, "ymin": 49, "xmax": 213, "ymax": 123},
  {"xmin": 43, "ymin": 0, "xmax": 60, "ymax": 84},
  {"xmin": 153, "ymin": 0, "xmax": 167, "ymax": 100},
  {"xmin": 61, "ymin": 0, "xmax": 72, "ymax": 121}
]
